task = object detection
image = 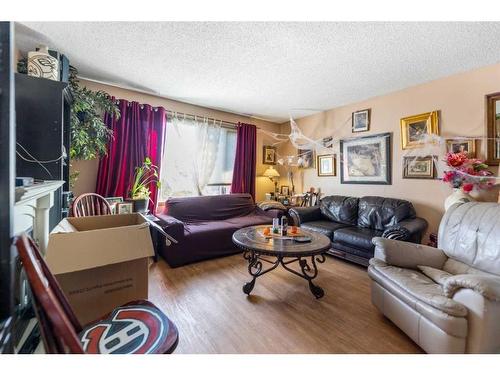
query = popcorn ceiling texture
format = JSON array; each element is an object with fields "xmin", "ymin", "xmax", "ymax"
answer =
[{"xmin": 16, "ymin": 22, "xmax": 500, "ymax": 122}]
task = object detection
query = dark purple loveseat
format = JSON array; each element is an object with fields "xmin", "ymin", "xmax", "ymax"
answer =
[{"xmin": 156, "ymin": 194, "xmax": 279, "ymax": 267}]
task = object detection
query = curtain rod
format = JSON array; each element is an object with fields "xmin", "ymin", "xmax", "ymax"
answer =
[
  {"xmin": 120, "ymin": 102, "xmax": 262, "ymax": 130},
  {"xmin": 165, "ymin": 109, "xmax": 238, "ymax": 128},
  {"xmin": 164, "ymin": 110, "xmax": 262, "ymax": 130}
]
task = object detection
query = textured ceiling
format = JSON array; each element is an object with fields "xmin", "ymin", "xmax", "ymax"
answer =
[{"xmin": 16, "ymin": 22, "xmax": 500, "ymax": 122}]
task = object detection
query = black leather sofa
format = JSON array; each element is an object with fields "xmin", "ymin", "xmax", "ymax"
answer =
[{"xmin": 289, "ymin": 195, "xmax": 428, "ymax": 266}]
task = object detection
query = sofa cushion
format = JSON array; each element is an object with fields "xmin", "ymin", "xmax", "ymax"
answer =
[
  {"xmin": 357, "ymin": 196, "xmax": 416, "ymax": 231},
  {"xmin": 225, "ymin": 213, "xmax": 274, "ymax": 228},
  {"xmin": 418, "ymin": 266, "xmax": 453, "ymax": 286},
  {"xmin": 369, "ymin": 258, "xmax": 467, "ymax": 317},
  {"xmin": 333, "ymin": 227, "xmax": 382, "ymax": 251},
  {"xmin": 369, "ymin": 259, "xmax": 468, "ymax": 339},
  {"xmin": 438, "ymin": 202, "xmax": 500, "ymax": 275},
  {"xmin": 164, "ymin": 193, "xmax": 256, "ymax": 222},
  {"xmin": 319, "ymin": 196, "xmax": 359, "ymax": 225},
  {"xmin": 442, "ymin": 258, "xmax": 494, "ymax": 277},
  {"xmin": 300, "ymin": 220, "xmax": 351, "ymax": 240}
]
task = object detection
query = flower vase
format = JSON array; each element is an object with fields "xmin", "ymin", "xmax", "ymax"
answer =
[{"xmin": 444, "ymin": 188, "xmax": 473, "ymax": 211}]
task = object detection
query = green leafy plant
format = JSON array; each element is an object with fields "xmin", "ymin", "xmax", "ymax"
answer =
[
  {"xmin": 130, "ymin": 157, "xmax": 161, "ymax": 201},
  {"xmin": 17, "ymin": 58, "xmax": 120, "ymax": 160},
  {"xmin": 68, "ymin": 66, "xmax": 120, "ymax": 160}
]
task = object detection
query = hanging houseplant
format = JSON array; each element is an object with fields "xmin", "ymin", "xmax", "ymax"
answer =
[{"xmin": 128, "ymin": 157, "xmax": 161, "ymax": 213}]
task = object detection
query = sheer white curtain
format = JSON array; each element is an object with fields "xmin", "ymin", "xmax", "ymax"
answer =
[{"xmin": 159, "ymin": 114, "xmax": 223, "ymax": 199}]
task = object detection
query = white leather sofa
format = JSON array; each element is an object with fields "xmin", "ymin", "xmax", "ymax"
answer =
[{"xmin": 368, "ymin": 202, "xmax": 500, "ymax": 353}]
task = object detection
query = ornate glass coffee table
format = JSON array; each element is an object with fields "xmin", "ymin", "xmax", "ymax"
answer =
[{"xmin": 232, "ymin": 225, "xmax": 331, "ymax": 298}]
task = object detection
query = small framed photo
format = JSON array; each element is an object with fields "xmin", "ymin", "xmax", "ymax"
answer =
[
  {"xmin": 105, "ymin": 196, "xmax": 123, "ymax": 214},
  {"xmin": 281, "ymin": 185, "xmax": 290, "ymax": 195},
  {"xmin": 263, "ymin": 145, "xmax": 277, "ymax": 165},
  {"xmin": 116, "ymin": 202, "xmax": 134, "ymax": 214},
  {"xmin": 352, "ymin": 109, "xmax": 370, "ymax": 133},
  {"xmin": 298, "ymin": 149, "xmax": 315, "ymax": 168},
  {"xmin": 446, "ymin": 139, "xmax": 476, "ymax": 157},
  {"xmin": 400, "ymin": 111, "xmax": 439, "ymax": 149},
  {"xmin": 317, "ymin": 154, "xmax": 336, "ymax": 176},
  {"xmin": 402, "ymin": 156, "xmax": 436, "ymax": 179}
]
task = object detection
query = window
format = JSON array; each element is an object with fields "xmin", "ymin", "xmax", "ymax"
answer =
[{"xmin": 159, "ymin": 115, "xmax": 237, "ymax": 200}]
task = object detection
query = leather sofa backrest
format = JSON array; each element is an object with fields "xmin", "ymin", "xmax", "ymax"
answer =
[
  {"xmin": 319, "ymin": 196, "xmax": 359, "ymax": 225},
  {"xmin": 164, "ymin": 193, "xmax": 256, "ymax": 222},
  {"xmin": 438, "ymin": 202, "xmax": 500, "ymax": 275},
  {"xmin": 357, "ymin": 196, "xmax": 416, "ymax": 231}
]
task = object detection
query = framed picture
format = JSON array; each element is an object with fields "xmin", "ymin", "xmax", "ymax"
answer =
[
  {"xmin": 446, "ymin": 139, "xmax": 476, "ymax": 157},
  {"xmin": 317, "ymin": 154, "xmax": 336, "ymax": 176},
  {"xmin": 400, "ymin": 111, "xmax": 439, "ymax": 149},
  {"xmin": 322, "ymin": 136, "xmax": 333, "ymax": 148},
  {"xmin": 340, "ymin": 132, "xmax": 392, "ymax": 185},
  {"xmin": 116, "ymin": 202, "xmax": 133, "ymax": 214},
  {"xmin": 298, "ymin": 149, "xmax": 315, "ymax": 168},
  {"xmin": 486, "ymin": 92, "xmax": 500, "ymax": 165},
  {"xmin": 263, "ymin": 145, "xmax": 277, "ymax": 165},
  {"xmin": 352, "ymin": 109, "xmax": 370, "ymax": 133},
  {"xmin": 281, "ymin": 185, "xmax": 290, "ymax": 195},
  {"xmin": 105, "ymin": 196, "xmax": 124, "ymax": 205},
  {"xmin": 105, "ymin": 196, "xmax": 124, "ymax": 214},
  {"xmin": 402, "ymin": 156, "xmax": 436, "ymax": 179}
]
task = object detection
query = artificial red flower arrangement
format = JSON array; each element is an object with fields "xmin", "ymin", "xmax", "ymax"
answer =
[{"xmin": 442, "ymin": 151, "xmax": 494, "ymax": 193}]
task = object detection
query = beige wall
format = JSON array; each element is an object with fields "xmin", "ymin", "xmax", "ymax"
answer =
[
  {"xmin": 278, "ymin": 63, "xmax": 500, "ymax": 238},
  {"xmin": 71, "ymin": 79, "xmax": 281, "ymax": 202}
]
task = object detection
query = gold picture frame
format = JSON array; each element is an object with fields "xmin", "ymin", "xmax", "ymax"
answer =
[
  {"xmin": 317, "ymin": 154, "xmax": 336, "ymax": 176},
  {"xmin": 400, "ymin": 111, "xmax": 439, "ymax": 149},
  {"xmin": 446, "ymin": 139, "xmax": 476, "ymax": 157},
  {"xmin": 402, "ymin": 156, "xmax": 436, "ymax": 179}
]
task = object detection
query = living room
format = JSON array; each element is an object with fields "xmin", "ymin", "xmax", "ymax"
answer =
[{"xmin": 1, "ymin": 0, "xmax": 500, "ymax": 372}]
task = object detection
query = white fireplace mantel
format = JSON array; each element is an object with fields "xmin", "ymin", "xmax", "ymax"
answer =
[{"xmin": 14, "ymin": 180, "xmax": 65, "ymax": 253}]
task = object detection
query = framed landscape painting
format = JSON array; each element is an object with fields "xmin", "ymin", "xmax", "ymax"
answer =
[
  {"xmin": 400, "ymin": 111, "xmax": 439, "ymax": 149},
  {"xmin": 402, "ymin": 156, "xmax": 436, "ymax": 179},
  {"xmin": 340, "ymin": 133, "xmax": 392, "ymax": 185}
]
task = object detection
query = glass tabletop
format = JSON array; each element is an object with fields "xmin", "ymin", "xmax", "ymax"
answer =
[{"xmin": 232, "ymin": 225, "xmax": 331, "ymax": 256}]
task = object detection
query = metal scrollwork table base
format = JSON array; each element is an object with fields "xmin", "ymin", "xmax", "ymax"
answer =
[{"xmin": 232, "ymin": 226, "xmax": 331, "ymax": 299}]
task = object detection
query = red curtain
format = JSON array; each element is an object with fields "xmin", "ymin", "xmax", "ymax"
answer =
[
  {"xmin": 230, "ymin": 122, "xmax": 257, "ymax": 200},
  {"xmin": 96, "ymin": 99, "xmax": 166, "ymax": 212}
]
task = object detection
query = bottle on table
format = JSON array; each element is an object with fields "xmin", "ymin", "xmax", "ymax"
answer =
[{"xmin": 281, "ymin": 216, "xmax": 288, "ymax": 236}]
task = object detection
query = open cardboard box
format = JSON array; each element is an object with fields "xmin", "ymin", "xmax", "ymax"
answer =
[{"xmin": 45, "ymin": 213, "xmax": 154, "ymax": 325}]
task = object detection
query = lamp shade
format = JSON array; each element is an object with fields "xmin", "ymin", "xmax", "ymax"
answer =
[{"xmin": 263, "ymin": 166, "xmax": 280, "ymax": 178}]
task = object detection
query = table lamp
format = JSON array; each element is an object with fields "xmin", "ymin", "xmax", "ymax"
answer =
[{"xmin": 263, "ymin": 166, "xmax": 280, "ymax": 194}]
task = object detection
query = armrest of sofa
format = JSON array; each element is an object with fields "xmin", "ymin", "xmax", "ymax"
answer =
[
  {"xmin": 372, "ymin": 237, "xmax": 447, "ymax": 270},
  {"xmin": 444, "ymin": 274, "xmax": 500, "ymax": 302},
  {"xmin": 288, "ymin": 206, "xmax": 321, "ymax": 226},
  {"xmin": 155, "ymin": 213, "xmax": 185, "ymax": 240},
  {"xmin": 259, "ymin": 208, "xmax": 284, "ymax": 219},
  {"xmin": 382, "ymin": 217, "xmax": 428, "ymax": 243}
]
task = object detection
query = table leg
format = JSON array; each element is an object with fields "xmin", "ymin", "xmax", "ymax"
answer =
[
  {"xmin": 242, "ymin": 250, "xmax": 280, "ymax": 295},
  {"xmin": 281, "ymin": 254, "xmax": 326, "ymax": 299}
]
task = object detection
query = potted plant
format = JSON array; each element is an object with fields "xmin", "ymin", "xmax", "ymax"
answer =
[
  {"xmin": 129, "ymin": 157, "xmax": 161, "ymax": 213},
  {"xmin": 442, "ymin": 151, "xmax": 494, "ymax": 210}
]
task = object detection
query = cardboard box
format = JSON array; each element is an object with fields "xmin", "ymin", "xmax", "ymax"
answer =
[{"xmin": 46, "ymin": 213, "xmax": 154, "ymax": 325}]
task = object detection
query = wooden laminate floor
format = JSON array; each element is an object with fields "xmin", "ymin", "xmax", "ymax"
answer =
[{"xmin": 148, "ymin": 254, "xmax": 423, "ymax": 354}]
